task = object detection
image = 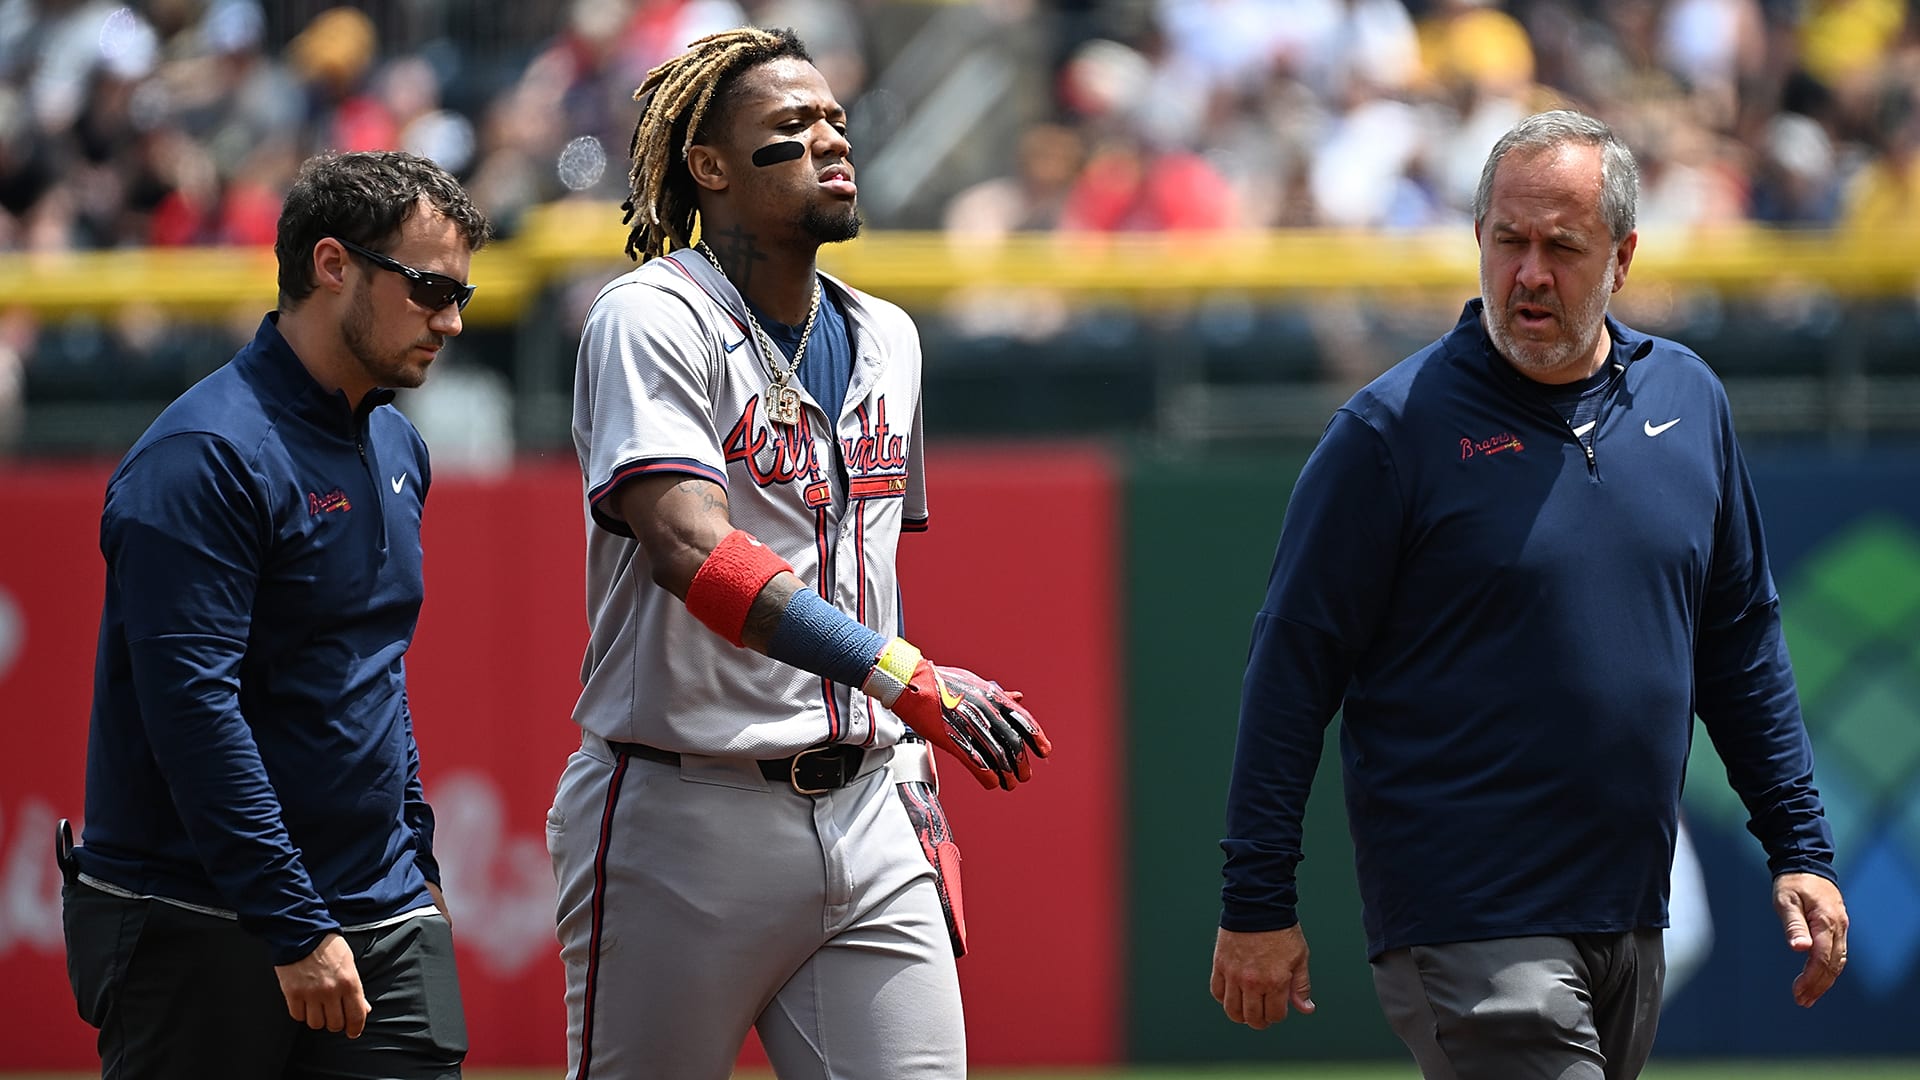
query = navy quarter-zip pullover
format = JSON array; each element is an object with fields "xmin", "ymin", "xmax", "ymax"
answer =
[
  {"xmin": 77, "ymin": 314, "xmax": 440, "ymax": 965},
  {"xmin": 1222, "ymin": 300, "xmax": 1834, "ymax": 958}
]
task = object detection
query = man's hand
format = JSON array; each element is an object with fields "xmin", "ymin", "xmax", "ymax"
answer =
[
  {"xmin": 1775, "ymin": 871, "xmax": 1848, "ymax": 1007},
  {"xmin": 1211, "ymin": 925, "xmax": 1315, "ymax": 1030},
  {"xmin": 274, "ymin": 932, "xmax": 369, "ymax": 1037},
  {"xmin": 892, "ymin": 662, "xmax": 1051, "ymax": 790},
  {"xmin": 426, "ymin": 880, "xmax": 452, "ymax": 931}
]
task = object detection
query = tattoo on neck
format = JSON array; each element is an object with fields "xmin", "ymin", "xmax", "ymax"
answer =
[{"xmin": 707, "ymin": 226, "xmax": 767, "ymax": 293}]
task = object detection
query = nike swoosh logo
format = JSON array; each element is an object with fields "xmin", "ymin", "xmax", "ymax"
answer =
[
  {"xmin": 724, "ymin": 337, "xmax": 746, "ymax": 353},
  {"xmin": 1571, "ymin": 421, "xmax": 1597, "ymax": 437},
  {"xmin": 1644, "ymin": 418, "xmax": 1681, "ymax": 437},
  {"xmin": 391, "ymin": 475, "xmax": 407, "ymax": 493},
  {"xmin": 933, "ymin": 672, "xmax": 964, "ymax": 709}
]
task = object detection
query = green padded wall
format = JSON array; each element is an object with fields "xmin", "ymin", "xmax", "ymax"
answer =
[{"xmin": 1124, "ymin": 449, "xmax": 1404, "ymax": 1064}]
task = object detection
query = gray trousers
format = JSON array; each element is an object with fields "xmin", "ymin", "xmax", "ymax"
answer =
[
  {"xmin": 1371, "ymin": 930, "xmax": 1665, "ymax": 1080},
  {"xmin": 547, "ymin": 734, "xmax": 964, "ymax": 1080}
]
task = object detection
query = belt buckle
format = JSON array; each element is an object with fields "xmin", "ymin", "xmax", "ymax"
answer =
[{"xmin": 789, "ymin": 745, "xmax": 851, "ymax": 796}]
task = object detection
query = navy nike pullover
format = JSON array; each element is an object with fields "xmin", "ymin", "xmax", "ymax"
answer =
[
  {"xmin": 1221, "ymin": 300, "xmax": 1835, "ymax": 958},
  {"xmin": 77, "ymin": 314, "xmax": 440, "ymax": 965}
]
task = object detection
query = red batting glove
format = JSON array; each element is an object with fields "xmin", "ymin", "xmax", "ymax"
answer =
[
  {"xmin": 897, "ymin": 778, "xmax": 968, "ymax": 957},
  {"xmin": 891, "ymin": 661, "xmax": 1051, "ymax": 791}
]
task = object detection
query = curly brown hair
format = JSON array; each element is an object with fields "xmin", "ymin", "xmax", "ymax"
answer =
[{"xmin": 275, "ymin": 150, "xmax": 491, "ymax": 307}]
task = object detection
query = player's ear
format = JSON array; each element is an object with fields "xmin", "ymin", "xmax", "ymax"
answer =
[{"xmin": 686, "ymin": 144, "xmax": 728, "ymax": 193}]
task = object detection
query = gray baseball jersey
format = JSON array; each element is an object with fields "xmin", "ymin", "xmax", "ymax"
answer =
[
  {"xmin": 570, "ymin": 249, "xmax": 928, "ymax": 756},
  {"xmin": 552, "ymin": 247, "xmax": 962, "ymax": 1080}
]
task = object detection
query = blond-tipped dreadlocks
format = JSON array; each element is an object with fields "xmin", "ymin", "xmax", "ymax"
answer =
[{"xmin": 621, "ymin": 26, "xmax": 814, "ymax": 263}]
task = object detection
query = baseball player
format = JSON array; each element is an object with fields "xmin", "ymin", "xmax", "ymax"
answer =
[{"xmin": 546, "ymin": 26, "xmax": 1052, "ymax": 1080}]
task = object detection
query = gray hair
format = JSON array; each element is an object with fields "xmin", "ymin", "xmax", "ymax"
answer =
[{"xmin": 1472, "ymin": 110, "xmax": 1639, "ymax": 242}]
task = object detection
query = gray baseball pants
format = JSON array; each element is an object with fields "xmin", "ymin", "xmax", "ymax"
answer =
[
  {"xmin": 1371, "ymin": 930, "xmax": 1665, "ymax": 1080},
  {"xmin": 547, "ymin": 733, "xmax": 965, "ymax": 1080}
]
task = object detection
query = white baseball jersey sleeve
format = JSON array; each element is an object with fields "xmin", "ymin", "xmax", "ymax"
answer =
[{"xmin": 571, "ymin": 249, "xmax": 929, "ymax": 756}]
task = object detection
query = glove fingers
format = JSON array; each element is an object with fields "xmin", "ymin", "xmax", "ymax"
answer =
[
  {"xmin": 939, "ymin": 725, "xmax": 1002, "ymax": 789},
  {"xmin": 921, "ymin": 665, "xmax": 1048, "ymax": 789},
  {"xmin": 1023, "ymin": 721, "xmax": 1053, "ymax": 758},
  {"xmin": 977, "ymin": 710, "xmax": 1030, "ymax": 787},
  {"xmin": 1000, "ymin": 702, "xmax": 1051, "ymax": 759},
  {"xmin": 985, "ymin": 686, "xmax": 1049, "ymax": 760},
  {"xmin": 975, "ymin": 712, "xmax": 1032, "ymax": 788}
]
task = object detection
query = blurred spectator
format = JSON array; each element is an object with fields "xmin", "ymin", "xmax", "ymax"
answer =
[
  {"xmin": 1051, "ymin": 35, "xmax": 1241, "ymax": 231},
  {"xmin": 289, "ymin": 6, "xmax": 389, "ymax": 152},
  {"xmin": 1309, "ymin": 93, "xmax": 1431, "ymax": 228},
  {"xmin": 943, "ymin": 122, "xmax": 1085, "ymax": 241},
  {"xmin": 941, "ymin": 123, "xmax": 1087, "ymax": 342},
  {"xmin": 1060, "ymin": 133, "xmax": 1240, "ymax": 231},
  {"xmin": 1750, "ymin": 110, "xmax": 1843, "ymax": 224},
  {"xmin": 1840, "ymin": 82, "xmax": 1920, "ymax": 237},
  {"xmin": 1799, "ymin": 0, "xmax": 1905, "ymax": 101},
  {"xmin": 751, "ymin": 0, "xmax": 867, "ymax": 101}
]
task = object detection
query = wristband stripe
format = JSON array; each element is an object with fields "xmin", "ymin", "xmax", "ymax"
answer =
[
  {"xmin": 861, "ymin": 637, "xmax": 923, "ymax": 706},
  {"xmin": 683, "ymin": 530, "xmax": 793, "ymax": 647},
  {"xmin": 764, "ymin": 588, "xmax": 889, "ymax": 689}
]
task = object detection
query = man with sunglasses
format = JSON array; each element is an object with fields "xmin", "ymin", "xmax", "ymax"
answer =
[{"xmin": 61, "ymin": 150, "xmax": 491, "ymax": 1079}]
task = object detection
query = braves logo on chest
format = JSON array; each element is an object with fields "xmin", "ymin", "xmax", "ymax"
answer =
[
  {"xmin": 723, "ymin": 395, "xmax": 821, "ymax": 488},
  {"xmin": 1460, "ymin": 430, "xmax": 1524, "ymax": 459},
  {"xmin": 307, "ymin": 488, "xmax": 353, "ymax": 514}
]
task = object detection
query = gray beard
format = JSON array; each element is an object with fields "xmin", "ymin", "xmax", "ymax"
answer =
[{"xmin": 1482, "ymin": 267, "xmax": 1615, "ymax": 380}]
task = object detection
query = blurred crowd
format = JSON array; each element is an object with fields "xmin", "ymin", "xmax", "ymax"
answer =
[
  {"xmin": 0, "ymin": 0, "xmax": 856, "ymax": 248},
  {"xmin": 960, "ymin": 0, "xmax": 1920, "ymax": 240},
  {"xmin": 8, "ymin": 0, "xmax": 1920, "ymax": 249},
  {"xmin": 5, "ymin": 0, "xmax": 1920, "ymax": 451}
]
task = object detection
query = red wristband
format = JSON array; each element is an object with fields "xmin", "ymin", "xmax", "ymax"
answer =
[{"xmin": 684, "ymin": 530, "xmax": 794, "ymax": 647}]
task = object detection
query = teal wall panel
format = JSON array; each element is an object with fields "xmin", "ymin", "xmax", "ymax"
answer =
[{"xmin": 1123, "ymin": 450, "xmax": 1403, "ymax": 1064}]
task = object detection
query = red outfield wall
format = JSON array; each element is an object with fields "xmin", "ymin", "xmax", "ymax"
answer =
[{"xmin": 0, "ymin": 447, "xmax": 1120, "ymax": 1069}]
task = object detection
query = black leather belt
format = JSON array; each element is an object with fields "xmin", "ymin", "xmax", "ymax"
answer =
[{"xmin": 607, "ymin": 740, "xmax": 869, "ymax": 796}]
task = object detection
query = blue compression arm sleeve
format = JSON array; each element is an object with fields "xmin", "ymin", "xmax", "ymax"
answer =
[{"xmin": 765, "ymin": 588, "xmax": 890, "ymax": 687}]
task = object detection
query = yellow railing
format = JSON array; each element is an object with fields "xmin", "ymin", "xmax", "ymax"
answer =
[{"xmin": 3, "ymin": 202, "xmax": 1916, "ymax": 325}]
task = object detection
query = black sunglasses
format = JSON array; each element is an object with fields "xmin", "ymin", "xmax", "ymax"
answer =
[{"xmin": 336, "ymin": 237, "xmax": 476, "ymax": 312}]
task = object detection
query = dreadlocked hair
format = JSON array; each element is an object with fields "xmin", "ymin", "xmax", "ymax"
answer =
[{"xmin": 621, "ymin": 26, "xmax": 814, "ymax": 263}]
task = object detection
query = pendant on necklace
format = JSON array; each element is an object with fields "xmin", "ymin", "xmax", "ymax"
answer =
[{"xmin": 768, "ymin": 384, "xmax": 802, "ymax": 425}]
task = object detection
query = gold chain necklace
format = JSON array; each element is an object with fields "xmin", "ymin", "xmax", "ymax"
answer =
[{"xmin": 696, "ymin": 241, "xmax": 819, "ymax": 426}]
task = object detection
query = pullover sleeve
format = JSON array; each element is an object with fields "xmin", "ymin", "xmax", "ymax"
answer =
[
  {"xmin": 105, "ymin": 434, "xmax": 340, "ymax": 963},
  {"xmin": 1221, "ymin": 410, "xmax": 1402, "ymax": 930},
  {"xmin": 1693, "ymin": 424, "xmax": 1835, "ymax": 881}
]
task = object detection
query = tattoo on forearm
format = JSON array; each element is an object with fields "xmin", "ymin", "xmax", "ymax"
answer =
[
  {"xmin": 707, "ymin": 225, "xmax": 767, "ymax": 293},
  {"xmin": 743, "ymin": 575, "xmax": 799, "ymax": 650}
]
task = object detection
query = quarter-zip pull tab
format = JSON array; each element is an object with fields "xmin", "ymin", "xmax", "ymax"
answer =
[{"xmin": 1568, "ymin": 421, "xmax": 1599, "ymax": 475}]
